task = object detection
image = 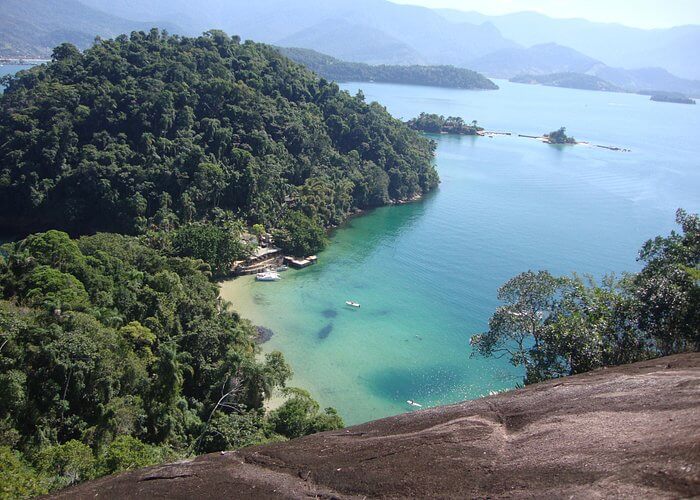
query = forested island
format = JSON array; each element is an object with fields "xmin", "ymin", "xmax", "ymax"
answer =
[
  {"xmin": 544, "ymin": 127, "xmax": 576, "ymax": 144},
  {"xmin": 649, "ymin": 92, "xmax": 696, "ymax": 104},
  {"xmin": 407, "ymin": 113, "xmax": 483, "ymax": 135},
  {"xmin": 0, "ymin": 29, "xmax": 440, "ymax": 496},
  {"xmin": 277, "ymin": 47, "xmax": 498, "ymax": 90},
  {"xmin": 510, "ymin": 72, "xmax": 622, "ymax": 92}
]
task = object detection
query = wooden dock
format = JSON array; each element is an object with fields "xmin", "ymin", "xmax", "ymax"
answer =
[{"xmin": 284, "ymin": 255, "xmax": 318, "ymax": 269}]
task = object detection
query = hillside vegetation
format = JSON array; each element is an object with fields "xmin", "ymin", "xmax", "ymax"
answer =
[
  {"xmin": 0, "ymin": 30, "xmax": 438, "ymax": 237},
  {"xmin": 278, "ymin": 47, "xmax": 498, "ymax": 90},
  {"xmin": 0, "ymin": 231, "xmax": 343, "ymax": 497}
]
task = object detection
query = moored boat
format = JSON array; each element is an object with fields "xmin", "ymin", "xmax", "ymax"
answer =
[
  {"xmin": 256, "ymin": 271, "xmax": 281, "ymax": 281},
  {"xmin": 345, "ymin": 301, "xmax": 361, "ymax": 308}
]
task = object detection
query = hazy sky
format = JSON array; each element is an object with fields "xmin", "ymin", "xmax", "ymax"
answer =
[{"xmin": 391, "ymin": 0, "xmax": 700, "ymax": 29}]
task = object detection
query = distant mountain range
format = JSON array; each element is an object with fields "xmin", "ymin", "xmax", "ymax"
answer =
[
  {"xmin": 469, "ymin": 43, "xmax": 700, "ymax": 97},
  {"xmin": 0, "ymin": 0, "xmax": 177, "ymax": 58},
  {"xmin": 1, "ymin": 0, "xmax": 699, "ymax": 97},
  {"xmin": 436, "ymin": 9, "xmax": 700, "ymax": 81}
]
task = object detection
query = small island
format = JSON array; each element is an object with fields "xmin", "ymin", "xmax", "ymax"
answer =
[
  {"xmin": 649, "ymin": 92, "xmax": 696, "ymax": 105},
  {"xmin": 407, "ymin": 113, "xmax": 483, "ymax": 135},
  {"xmin": 544, "ymin": 126, "xmax": 576, "ymax": 144}
]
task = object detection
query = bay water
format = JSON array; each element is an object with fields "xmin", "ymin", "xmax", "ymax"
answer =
[{"xmin": 222, "ymin": 80, "xmax": 699, "ymax": 425}]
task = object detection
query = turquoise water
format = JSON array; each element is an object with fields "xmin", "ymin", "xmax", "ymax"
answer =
[
  {"xmin": 225, "ymin": 81, "xmax": 697, "ymax": 425},
  {"xmin": 0, "ymin": 65, "xmax": 32, "ymax": 90}
]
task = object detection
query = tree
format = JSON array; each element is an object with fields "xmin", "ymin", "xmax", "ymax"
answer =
[
  {"xmin": 171, "ymin": 222, "xmax": 250, "ymax": 276},
  {"xmin": 267, "ymin": 388, "xmax": 344, "ymax": 439},
  {"xmin": 96, "ymin": 436, "xmax": 167, "ymax": 476},
  {"xmin": 272, "ymin": 212, "xmax": 327, "ymax": 257},
  {"xmin": 251, "ymin": 224, "xmax": 266, "ymax": 245},
  {"xmin": 545, "ymin": 127, "xmax": 576, "ymax": 144},
  {"xmin": 471, "ymin": 271, "xmax": 562, "ymax": 370},
  {"xmin": 0, "ymin": 447, "xmax": 47, "ymax": 498},
  {"xmin": 36, "ymin": 440, "xmax": 96, "ymax": 489},
  {"xmin": 634, "ymin": 209, "xmax": 699, "ymax": 352},
  {"xmin": 473, "ymin": 210, "xmax": 698, "ymax": 385}
]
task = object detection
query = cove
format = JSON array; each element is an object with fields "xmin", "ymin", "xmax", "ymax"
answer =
[{"xmin": 221, "ymin": 80, "xmax": 700, "ymax": 425}]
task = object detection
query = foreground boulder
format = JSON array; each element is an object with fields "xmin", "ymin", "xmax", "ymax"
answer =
[{"xmin": 55, "ymin": 354, "xmax": 700, "ymax": 498}]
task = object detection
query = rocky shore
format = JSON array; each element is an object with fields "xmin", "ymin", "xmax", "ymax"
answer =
[{"xmin": 53, "ymin": 353, "xmax": 700, "ymax": 499}]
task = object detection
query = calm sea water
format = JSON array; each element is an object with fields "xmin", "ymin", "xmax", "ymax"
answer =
[
  {"xmin": 222, "ymin": 80, "xmax": 699, "ymax": 425},
  {"xmin": 0, "ymin": 65, "xmax": 33, "ymax": 88}
]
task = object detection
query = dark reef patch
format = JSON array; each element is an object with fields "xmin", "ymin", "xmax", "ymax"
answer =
[
  {"xmin": 365, "ymin": 364, "xmax": 463, "ymax": 404},
  {"xmin": 255, "ymin": 326, "xmax": 274, "ymax": 344},
  {"xmin": 317, "ymin": 323, "xmax": 334, "ymax": 340},
  {"xmin": 321, "ymin": 309, "xmax": 338, "ymax": 318}
]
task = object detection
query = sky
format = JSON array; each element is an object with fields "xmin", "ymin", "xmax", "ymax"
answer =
[{"xmin": 390, "ymin": 0, "xmax": 700, "ymax": 29}]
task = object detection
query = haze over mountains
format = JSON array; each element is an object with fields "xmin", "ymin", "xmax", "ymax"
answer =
[
  {"xmin": 437, "ymin": 9, "xmax": 700, "ymax": 81},
  {"xmin": 2, "ymin": 0, "xmax": 699, "ymax": 96}
]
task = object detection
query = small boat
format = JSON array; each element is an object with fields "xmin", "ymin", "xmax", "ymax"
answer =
[
  {"xmin": 345, "ymin": 301, "xmax": 361, "ymax": 308},
  {"xmin": 407, "ymin": 400, "xmax": 422, "ymax": 408},
  {"xmin": 256, "ymin": 271, "xmax": 281, "ymax": 281},
  {"xmin": 276, "ymin": 265, "xmax": 289, "ymax": 272}
]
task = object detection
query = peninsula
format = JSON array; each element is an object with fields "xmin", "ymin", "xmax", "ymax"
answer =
[
  {"xmin": 277, "ymin": 47, "xmax": 498, "ymax": 90},
  {"xmin": 510, "ymin": 72, "xmax": 622, "ymax": 92}
]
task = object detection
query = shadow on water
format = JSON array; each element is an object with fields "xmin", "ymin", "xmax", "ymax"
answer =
[
  {"xmin": 365, "ymin": 364, "xmax": 463, "ymax": 404},
  {"xmin": 252, "ymin": 293, "xmax": 271, "ymax": 306},
  {"xmin": 317, "ymin": 323, "xmax": 334, "ymax": 340}
]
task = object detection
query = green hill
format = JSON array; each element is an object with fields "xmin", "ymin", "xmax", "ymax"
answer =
[{"xmin": 0, "ymin": 30, "xmax": 438, "ymax": 236}]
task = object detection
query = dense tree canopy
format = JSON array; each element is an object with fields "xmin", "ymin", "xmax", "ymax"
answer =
[
  {"xmin": 0, "ymin": 29, "xmax": 438, "ymax": 237},
  {"xmin": 0, "ymin": 231, "xmax": 343, "ymax": 495},
  {"xmin": 407, "ymin": 113, "xmax": 482, "ymax": 135},
  {"xmin": 545, "ymin": 127, "xmax": 576, "ymax": 144},
  {"xmin": 472, "ymin": 210, "xmax": 699, "ymax": 384}
]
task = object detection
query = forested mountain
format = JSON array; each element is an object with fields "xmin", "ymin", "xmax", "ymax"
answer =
[
  {"xmin": 278, "ymin": 47, "xmax": 497, "ymax": 90},
  {"xmin": 0, "ymin": 30, "xmax": 438, "ymax": 236},
  {"xmin": 437, "ymin": 9, "xmax": 700, "ymax": 81},
  {"xmin": 0, "ymin": 0, "xmax": 177, "ymax": 58}
]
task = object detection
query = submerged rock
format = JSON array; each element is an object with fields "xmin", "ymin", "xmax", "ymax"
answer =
[
  {"xmin": 321, "ymin": 309, "xmax": 338, "ymax": 319},
  {"xmin": 52, "ymin": 353, "xmax": 700, "ymax": 499},
  {"xmin": 254, "ymin": 326, "xmax": 274, "ymax": 344},
  {"xmin": 317, "ymin": 323, "xmax": 333, "ymax": 340}
]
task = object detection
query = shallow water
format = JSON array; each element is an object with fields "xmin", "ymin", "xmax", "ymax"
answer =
[{"xmin": 222, "ymin": 80, "xmax": 700, "ymax": 425}]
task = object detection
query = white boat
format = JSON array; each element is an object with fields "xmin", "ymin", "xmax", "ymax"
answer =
[
  {"xmin": 407, "ymin": 400, "xmax": 422, "ymax": 408},
  {"xmin": 256, "ymin": 271, "xmax": 281, "ymax": 281},
  {"xmin": 276, "ymin": 265, "xmax": 289, "ymax": 272},
  {"xmin": 345, "ymin": 301, "xmax": 361, "ymax": 308}
]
